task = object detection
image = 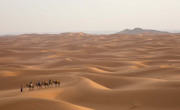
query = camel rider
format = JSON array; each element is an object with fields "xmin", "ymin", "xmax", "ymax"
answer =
[
  {"xmin": 30, "ymin": 81, "xmax": 33, "ymax": 87},
  {"xmin": 49, "ymin": 79, "xmax": 52, "ymax": 84},
  {"xmin": 38, "ymin": 81, "xmax": 41, "ymax": 85},
  {"xmin": 45, "ymin": 81, "xmax": 48, "ymax": 84}
]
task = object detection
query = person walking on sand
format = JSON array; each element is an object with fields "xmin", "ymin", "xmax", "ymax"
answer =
[{"xmin": 21, "ymin": 84, "xmax": 23, "ymax": 92}]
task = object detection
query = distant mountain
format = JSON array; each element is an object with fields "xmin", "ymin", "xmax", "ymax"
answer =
[{"xmin": 117, "ymin": 28, "xmax": 170, "ymax": 34}]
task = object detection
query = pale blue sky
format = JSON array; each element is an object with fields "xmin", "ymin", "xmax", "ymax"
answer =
[{"xmin": 0, "ymin": 0, "xmax": 180, "ymax": 34}]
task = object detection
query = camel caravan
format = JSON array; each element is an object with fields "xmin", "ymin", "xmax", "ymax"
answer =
[{"xmin": 26, "ymin": 79, "xmax": 60, "ymax": 91}]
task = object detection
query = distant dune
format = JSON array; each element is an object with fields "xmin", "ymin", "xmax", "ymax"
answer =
[
  {"xmin": 0, "ymin": 33, "xmax": 180, "ymax": 110},
  {"xmin": 117, "ymin": 28, "xmax": 170, "ymax": 34}
]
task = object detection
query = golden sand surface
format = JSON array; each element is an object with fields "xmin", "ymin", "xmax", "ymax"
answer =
[{"xmin": 0, "ymin": 33, "xmax": 180, "ymax": 110}]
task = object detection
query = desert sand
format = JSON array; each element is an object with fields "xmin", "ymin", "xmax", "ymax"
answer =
[{"xmin": 0, "ymin": 33, "xmax": 180, "ymax": 110}]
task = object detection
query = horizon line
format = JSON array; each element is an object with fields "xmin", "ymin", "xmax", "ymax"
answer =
[{"xmin": 1, "ymin": 28, "xmax": 180, "ymax": 36}]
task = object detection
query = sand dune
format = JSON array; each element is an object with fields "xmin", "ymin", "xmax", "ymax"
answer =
[
  {"xmin": 0, "ymin": 97, "xmax": 93, "ymax": 110},
  {"xmin": 0, "ymin": 33, "xmax": 180, "ymax": 110}
]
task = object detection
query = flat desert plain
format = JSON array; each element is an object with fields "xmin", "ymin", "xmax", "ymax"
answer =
[{"xmin": 0, "ymin": 33, "xmax": 180, "ymax": 110}]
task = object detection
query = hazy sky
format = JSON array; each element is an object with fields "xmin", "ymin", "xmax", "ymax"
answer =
[{"xmin": 0, "ymin": 0, "xmax": 180, "ymax": 34}]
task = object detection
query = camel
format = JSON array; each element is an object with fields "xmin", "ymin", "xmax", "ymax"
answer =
[
  {"xmin": 35, "ymin": 81, "xmax": 43, "ymax": 90},
  {"xmin": 43, "ymin": 81, "xmax": 49, "ymax": 88},
  {"xmin": 53, "ymin": 80, "xmax": 60, "ymax": 87},
  {"xmin": 26, "ymin": 83, "xmax": 34, "ymax": 91}
]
